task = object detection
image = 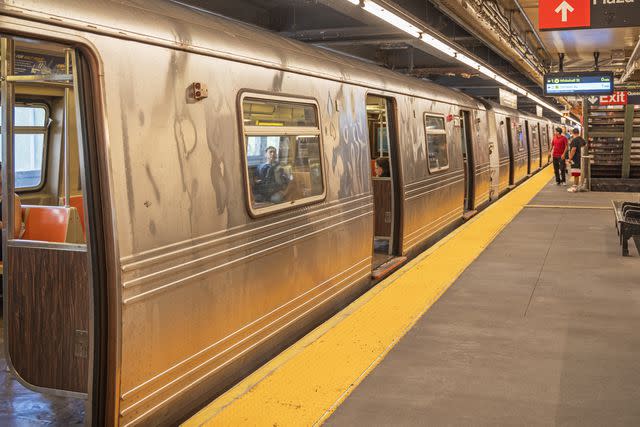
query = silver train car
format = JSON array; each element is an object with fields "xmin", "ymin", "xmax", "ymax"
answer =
[{"xmin": 0, "ymin": 1, "xmax": 557, "ymax": 425}]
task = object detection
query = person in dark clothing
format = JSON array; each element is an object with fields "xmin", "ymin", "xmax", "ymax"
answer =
[
  {"xmin": 567, "ymin": 128, "xmax": 587, "ymax": 192},
  {"xmin": 253, "ymin": 146, "xmax": 291, "ymax": 203},
  {"xmin": 374, "ymin": 157, "xmax": 390, "ymax": 177},
  {"xmin": 551, "ymin": 127, "xmax": 568, "ymax": 185}
]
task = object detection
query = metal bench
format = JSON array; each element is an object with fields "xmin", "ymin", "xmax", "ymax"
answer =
[{"xmin": 612, "ymin": 200, "xmax": 640, "ymax": 256}]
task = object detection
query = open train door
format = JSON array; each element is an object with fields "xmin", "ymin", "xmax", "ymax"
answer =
[
  {"xmin": 1, "ymin": 36, "xmax": 107, "ymax": 423},
  {"xmin": 460, "ymin": 110, "xmax": 475, "ymax": 215},
  {"xmin": 366, "ymin": 94, "xmax": 405, "ymax": 278}
]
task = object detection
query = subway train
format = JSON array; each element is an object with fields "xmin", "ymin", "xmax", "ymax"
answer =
[{"xmin": 0, "ymin": 0, "xmax": 558, "ymax": 425}]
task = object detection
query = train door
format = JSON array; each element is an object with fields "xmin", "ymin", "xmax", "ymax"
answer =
[
  {"xmin": 366, "ymin": 95, "xmax": 403, "ymax": 275},
  {"xmin": 537, "ymin": 124, "xmax": 543, "ymax": 168},
  {"xmin": 460, "ymin": 110, "xmax": 475, "ymax": 213},
  {"xmin": 1, "ymin": 37, "xmax": 103, "ymax": 422},
  {"xmin": 506, "ymin": 117, "xmax": 515, "ymax": 186},
  {"xmin": 487, "ymin": 113, "xmax": 500, "ymax": 200},
  {"xmin": 544, "ymin": 124, "xmax": 551, "ymax": 164},
  {"xmin": 524, "ymin": 120, "xmax": 531, "ymax": 174}
]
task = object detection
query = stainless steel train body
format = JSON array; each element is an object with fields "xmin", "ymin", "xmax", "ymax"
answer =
[
  {"xmin": 0, "ymin": 1, "xmax": 553, "ymax": 425},
  {"xmin": 483, "ymin": 101, "xmax": 554, "ymax": 193}
]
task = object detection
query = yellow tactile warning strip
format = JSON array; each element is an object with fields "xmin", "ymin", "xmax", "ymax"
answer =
[
  {"xmin": 184, "ymin": 166, "xmax": 554, "ymax": 427},
  {"xmin": 524, "ymin": 204, "xmax": 613, "ymax": 210}
]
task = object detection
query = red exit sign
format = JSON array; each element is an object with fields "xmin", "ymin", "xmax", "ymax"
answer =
[
  {"xmin": 539, "ymin": 0, "xmax": 590, "ymax": 30},
  {"xmin": 600, "ymin": 92, "xmax": 628, "ymax": 105}
]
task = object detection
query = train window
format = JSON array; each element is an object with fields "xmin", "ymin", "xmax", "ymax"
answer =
[
  {"xmin": 243, "ymin": 99, "xmax": 318, "ymax": 127},
  {"xmin": 424, "ymin": 114, "xmax": 448, "ymax": 172},
  {"xmin": 0, "ymin": 105, "xmax": 48, "ymax": 189},
  {"xmin": 516, "ymin": 124, "xmax": 525, "ymax": 152},
  {"xmin": 241, "ymin": 95, "xmax": 325, "ymax": 216}
]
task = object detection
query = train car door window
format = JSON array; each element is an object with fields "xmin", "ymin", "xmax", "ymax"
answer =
[
  {"xmin": 2, "ymin": 38, "xmax": 94, "ymax": 402},
  {"xmin": 460, "ymin": 110, "xmax": 475, "ymax": 212},
  {"xmin": 240, "ymin": 95, "xmax": 325, "ymax": 217},
  {"xmin": 366, "ymin": 95, "xmax": 400, "ymax": 266}
]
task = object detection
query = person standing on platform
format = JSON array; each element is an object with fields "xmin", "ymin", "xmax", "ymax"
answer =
[
  {"xmin": 567, "ymin": 128, "xmax": 586, "ymax": 193},
  {"xmin": 551, "ymin": 127, "xmax": 568, "ymax": 185}
]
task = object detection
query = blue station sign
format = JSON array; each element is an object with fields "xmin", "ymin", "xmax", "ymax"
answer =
[{"xmin": 543, "ymin": 71, "xmax": 614, "ymax": 96}]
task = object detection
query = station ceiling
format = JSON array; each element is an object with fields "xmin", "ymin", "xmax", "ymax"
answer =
[
  {"xmin": 519, "ymin": 0, "xmax": 640, "ymax": 77},
  {"xmin": 175, "ymin": 0, "xmax": 640, "ymax": 117}
]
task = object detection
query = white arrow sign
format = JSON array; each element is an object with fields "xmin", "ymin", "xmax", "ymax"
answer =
[
  {"xmin": 588, "ymin": 96, "xmax": 599, "ymax": 105},
  {"xmin": 554, "ymin": 1, "xmax": 575, "ymax": 22}
]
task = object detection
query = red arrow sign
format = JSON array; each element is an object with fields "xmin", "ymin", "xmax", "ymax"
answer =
[{"xmin": 539, "ymin": 0, "xmax": 590, "ymax": 30}]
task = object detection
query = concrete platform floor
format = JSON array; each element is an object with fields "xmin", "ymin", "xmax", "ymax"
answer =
[
  {"xmin": 328, "ymin": 181, "xmax": 640, "ymax": 426},
  {"xmin": 0, "ymin": 316, "xmax": 85, "ymax": 426}
]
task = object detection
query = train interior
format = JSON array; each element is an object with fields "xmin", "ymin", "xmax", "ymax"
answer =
[
  {"xmin": 1, "ymin": 36, "xmax": 91, "ymax": 423},
  {"xmin": 366, "ymin": 95, "xmax": 403, "ymax": 273}
]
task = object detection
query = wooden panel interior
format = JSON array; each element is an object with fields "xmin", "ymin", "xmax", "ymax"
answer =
[
  {"xmin": 7, "ymin": 245, "xmax": 89, "ymax": 393},
  {"xmin": 373, "ymin": 179, "xmax": 392, "ymax": 237}
]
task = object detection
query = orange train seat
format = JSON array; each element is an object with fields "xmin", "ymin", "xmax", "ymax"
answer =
[
  {"xmin": 60, "ymin": 195, "xmax": 86, "ymax": 238},
  {"xmin": 20, "ymin": 205, "xmax": 84, "ymax": 244}
]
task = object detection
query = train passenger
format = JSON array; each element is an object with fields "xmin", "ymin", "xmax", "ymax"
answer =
[
  {"xmin": 566, "ymin": 128, "xmax": 586, "ymax": 193},
  {"xmin": 374, "ymin": 157, "xmax": 390, "ymax": 178},
  {"xmin": 551, "ymin": 127, "xmax": 568, "ymax": 185},
  {"xmin": 0, "ymin": 162, "xmax": 25, "ymax": 260},
  {"xmin": 253, "ymin": 146, "xmax": 291, "ymax": 203}
]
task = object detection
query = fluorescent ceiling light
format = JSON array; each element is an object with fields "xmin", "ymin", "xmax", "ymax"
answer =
[
  {"xmin": 420, "ymin": 34, "xmax": 456, "ymax": 57},
  {"xmin": 455, "ymin": 53, "xmax": 480, "ymax": 70},
  {"xmin": 362, "ymin": 0, "xmax": 421, "ymax": 38},
  {"xmin": 346, "ymin": 0, "xmax": 574, "ymax": 120}
]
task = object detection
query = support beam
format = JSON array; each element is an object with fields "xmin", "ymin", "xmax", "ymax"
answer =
[{"xmin": 622, "ymin": 104, "xmax": 634, "ymax": 179}]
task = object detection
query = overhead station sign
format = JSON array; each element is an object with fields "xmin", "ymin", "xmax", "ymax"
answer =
[
  {"xmin": 543, "ymin": 71, "xmax": 614, "ymax": 96},
  {"xmin": 539, "ymin": 0, "xmax": 640, "ymax": 30}
]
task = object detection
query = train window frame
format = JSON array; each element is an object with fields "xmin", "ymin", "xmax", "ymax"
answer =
[
  {"xmin": 423, "ymin": 113, "xmax": 449, "ymax": 173},
  {"xmin": 0, "ymin": 102, "xmax": 50, "ymax": 191},
  {"xmin": 238, "ymin": 92, "xmax": 327, "ymax": 218}
]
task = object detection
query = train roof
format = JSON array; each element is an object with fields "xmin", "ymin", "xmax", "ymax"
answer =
[
  {"xmin": 0, "ymin": 0, "xmax": 485, "ymax": 110},
  {"xmin": 478, "ymin": 98, "xmax": 549, "ymax": 122}
]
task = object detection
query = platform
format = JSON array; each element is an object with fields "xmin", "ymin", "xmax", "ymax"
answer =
[
  {"xmin": 328, "ymin": 184, "xmax": 640, "ymax": 425},
  {"xmin": 186, "ymin": 168, "xmax": 640, "ymax": 426}
]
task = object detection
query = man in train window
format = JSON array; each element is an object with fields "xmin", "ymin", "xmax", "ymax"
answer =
[{"xmin": 253, "ymin": 146, "xmax": 291, "ymax": 203}]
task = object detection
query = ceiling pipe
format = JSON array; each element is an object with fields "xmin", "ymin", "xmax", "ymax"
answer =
[
  {"xmin": 619, "ymin": 35, "xmax": 640, "ymax": 83},
  {"xmin": 512, "ymin": 0, "xmax": 552, "ymax": 63}
]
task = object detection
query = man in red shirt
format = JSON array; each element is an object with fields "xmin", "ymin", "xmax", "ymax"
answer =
[{"xmin": 551, "ymin": 127, "xmax": 568, "ymax": 185}]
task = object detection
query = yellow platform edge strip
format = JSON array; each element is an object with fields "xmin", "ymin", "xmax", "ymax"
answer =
[
  {"xmin": 524, "ymin": 204, "xmax": 613, "ymax": 210},
  {"xmin": 184, "ymin": 167, "xmax": 553, "ymax": 427}
]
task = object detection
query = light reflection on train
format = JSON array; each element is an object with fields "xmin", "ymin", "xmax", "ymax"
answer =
[{"xmin": 0, "ymin": 0, "xmax": 560, "ymax": 425}]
